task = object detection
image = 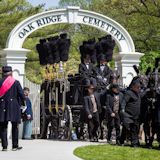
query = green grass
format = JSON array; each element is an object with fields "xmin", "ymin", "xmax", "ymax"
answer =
[{"xmin": 74, "ymin": 144, "xmax": 160, "ymax": 160}]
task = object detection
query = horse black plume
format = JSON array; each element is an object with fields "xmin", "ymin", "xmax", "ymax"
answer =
[
  {"xmin": 145, "ymin": 67, "xmax": 151, "ymax": 76},
  {"xmin": 155, "ymin": 58, "xmax": 160, "ymax": 68},
  {"xmin": 133, "ymin": 65, "xmax": 139, "ymax": 75}
]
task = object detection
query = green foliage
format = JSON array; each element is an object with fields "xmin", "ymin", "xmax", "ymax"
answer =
[
  {"xmin": 90, "ymin": 0, "xmax": 160, "ymax": 53},
  {"xmin": 0, "ymin": 0, "xmax": 43, "ymax": 49},
  {"xmin": 1, "ymin": 0, "xmax": 160, "ymax": 83},
  {"xmin": 139, "ymin": 51, "xmax": 160, "ymax": 73},
  {"xmin": 74, "ymin": 144, "xmax": 160, "ymax": 160},
  {"xmin": 58, "ymin": 0, "xmax": 160, "ymax": 55},
  {"xmin": 59, "ymin": 0, "xmax": 92, "ymax": 9},
  {"xmin": 25, "ymin": 61, "xmax": 42, "ymax": 84}
]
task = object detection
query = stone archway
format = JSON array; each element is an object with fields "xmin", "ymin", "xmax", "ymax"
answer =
[{"xmin": 1, "ymin": 6, "xmax": 143, "ymax": 86}]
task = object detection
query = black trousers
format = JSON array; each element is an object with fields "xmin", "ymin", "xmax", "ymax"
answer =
[
  {"xmin": 156, "ymin": 123, "xmax": 160, "ymax": 143},
  {"xmin": 88, "ymin": 112, "xmax": 100, "ymax": 139},
  {"xmin": 0, "ymin": 122, "xmax": 19, "ymax": 149},
  {"xmin": 130, "ymin": 121, "xmax": 139, "ymax": 145},
  {"xmin": 107, "ymin": 114, "xmax": 120, "ymax": 141},
  {"xmin": 120, "ymin": 120, "xmax": 139, "ymax": 145},
  {"xmin": 99, "ymin": 107, "xmax": 106, "ymax": 138}
]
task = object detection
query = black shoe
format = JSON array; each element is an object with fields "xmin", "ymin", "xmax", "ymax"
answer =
[
  {"xmin": 99, "ymin": 135, "xmax": 103, "ymax": 140},
  {"xmin": 119, "ymin": 140, "xmax": 125, "ymax": 146},
  {"xmin": 12, "ymin": 146, "xmax": 23, "ymax": 151},
  {"xmin": 2, "ymin": 148, "xmax": 7, "ymax": 151},
  {"xmin": 89, "ymin": 138, "xmax": 94, "ymax": 142},
  {"xmin": 93, "ymin": 137, "xmax": 98, "ymax": 142},
  {"xmin": 131, "ymin": 144, "xmax": 139, "ymax": 148},
  {"xmin": 107, "ymin": 140, "xmax": 112, "ymax": 144},
  {"xmin": 116, "ymin": 140, "xmax": 121, "ymax": 145}
]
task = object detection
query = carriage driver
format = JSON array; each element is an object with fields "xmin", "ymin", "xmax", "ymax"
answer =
[
  {"xmin": 79, "ymin": 54, "xmax": 95, "ymax": 78},
  {"xmin": 95, "ymin": 54, "xmax": 113, "ymax": 91}
]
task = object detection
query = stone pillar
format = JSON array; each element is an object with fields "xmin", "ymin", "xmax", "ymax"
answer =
[
  {"xmin": 0, "ymin": 48, "xmax": 30, "ymax": 87},
  {"xmin": 115, "ymin": 52, "xmax": 144, "ymax": 87},
  {"xmin": 67, "ymin": 6, "xmax": 80, "ymax": 23},
  {"xmin": 0, "ymin": 48, "xmax": 30, "ymax": 139}
]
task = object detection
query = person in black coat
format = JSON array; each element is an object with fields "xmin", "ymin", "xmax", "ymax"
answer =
[
  {"xmin": 79, "ymin": 54, "xmax": 95, "ymax": 78},
  {"xmin": 95, "ymin": 54, "xmax": 112, "ymax": 91},
  {"xmin": 83, "ymin": 78, "xmax": 102, "ymax": 142},
  {"xmin": 94, "ymin": 54, "xmax": 113, "ymax": 139},
  {"xmin": 106, "ymin": 84, "xmax": 123, "ymax": 144},
  {"xmin": 120, "ymin": 80, "xmax": 142, "ymax": 147},
  {"xmin": 0, "ymin": 66, "xmax": 25, "ymax": 151}
]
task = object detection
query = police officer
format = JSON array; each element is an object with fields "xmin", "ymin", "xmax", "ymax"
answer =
[{"xmin": 0, "ymin": 66, "xmax": 25, "ymax": 151}]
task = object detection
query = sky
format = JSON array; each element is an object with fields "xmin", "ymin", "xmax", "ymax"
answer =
[{"xmin": 28, "ymin": 0, "xmax": 60, "ymax": 8}]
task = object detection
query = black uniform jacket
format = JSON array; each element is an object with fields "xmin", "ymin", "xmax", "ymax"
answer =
[
  {"xmin": 106, "ymin": 91, "xmax": 123, "ymax": 115},
  {"xmin": 83, "ymin": 92, "xmax": 102, "ymax": 117},
  {"xmin": 95, "ymin": 65, "xmax": 112, "ymax": 84},
  {"xmin": 79, "ymin": 63, "xmax": 95, "ymax": 78},
  {"xmin": 121, "ymin": 89, "xmax": 141, "ymax": 120},
  {"xmin": 0, "ymin": 76, "xmax": 25, "ymax": 123}
]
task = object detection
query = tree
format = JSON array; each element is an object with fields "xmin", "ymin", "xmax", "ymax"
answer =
[
  {"xmin": 59, "ymin": 0, "xmax": 92, "ymax": 8},
  {"xmin": 0, "ymin": 0, "xmax": 43, "ymax": 49},
  {"xmin": 91, "ymin": 0, "xmax": 160, "ymax": 53},
  {"xmin": 2, "ymin": 0, "xmax": 159, "ymax": 83}
]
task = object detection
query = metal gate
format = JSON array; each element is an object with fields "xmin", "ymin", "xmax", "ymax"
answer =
[{"xmin": 24, "ymin": 77, "xmax": 40, "ymax": 135}]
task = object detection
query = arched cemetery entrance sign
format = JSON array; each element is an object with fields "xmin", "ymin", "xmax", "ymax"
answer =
[{"xmin": 1, "ymin": 6, "xmax": 143, "ymax": 86}]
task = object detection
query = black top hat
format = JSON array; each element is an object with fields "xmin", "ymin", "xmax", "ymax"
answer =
[
  {"xmin": 83, "ymin": 78, "xmax": 97, "ymax": 89},
  {"xmin": 98, "ymin": 54, "xmax": 106, "ymax": 61},
  {"xmin": 109, "ymin": 83, "xmax": 119, "ymax": 90},
  {"xmin": 2, "ymin": 66, "xmax": 12, "ymax": 73},
  {"xmin": 60, "ymin": 33, "xmax": 68, "ymax": 39},
  {"xmin": 129, "ymin": 79, "xmax": 141, "ymax": 88},
  {"xmin": 82, "ymin": 78, "xmax": 91, "ymax": 87},
  {"xmin": 89, "ymin": 78, "xmax": 97, "ymax": 88},
  {"xmin": 39, "ymin": 39, "xmax": 46, "ymax": 44}
]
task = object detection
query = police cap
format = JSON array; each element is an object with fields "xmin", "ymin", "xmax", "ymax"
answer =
[{"xmin": 2, "ymin": 66, "xmax": 12, "ymax": 73}]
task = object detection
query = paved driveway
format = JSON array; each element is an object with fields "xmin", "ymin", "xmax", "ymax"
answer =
[{"xmin": 0, "ymin": 140, "xmax": 98, "ymax": 160}]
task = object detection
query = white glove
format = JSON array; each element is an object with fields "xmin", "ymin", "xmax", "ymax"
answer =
[
  {"xmin": 27, "ymin": 114, "xmax": 31, "ymax": 120},
  {"xmin": 21, "ymin": 106, "xmax": 27, "ymax": 113},
  {"xmin": 88, "ymin": 114, "xmax": 92, "ymax": 119},
  {"xmin": 97, "ymin": 75, "xmax": 102, "ymax": 80},
  {"xmin": 103, "ymin": 78, "xmax": 107, "ymax": 82}
]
